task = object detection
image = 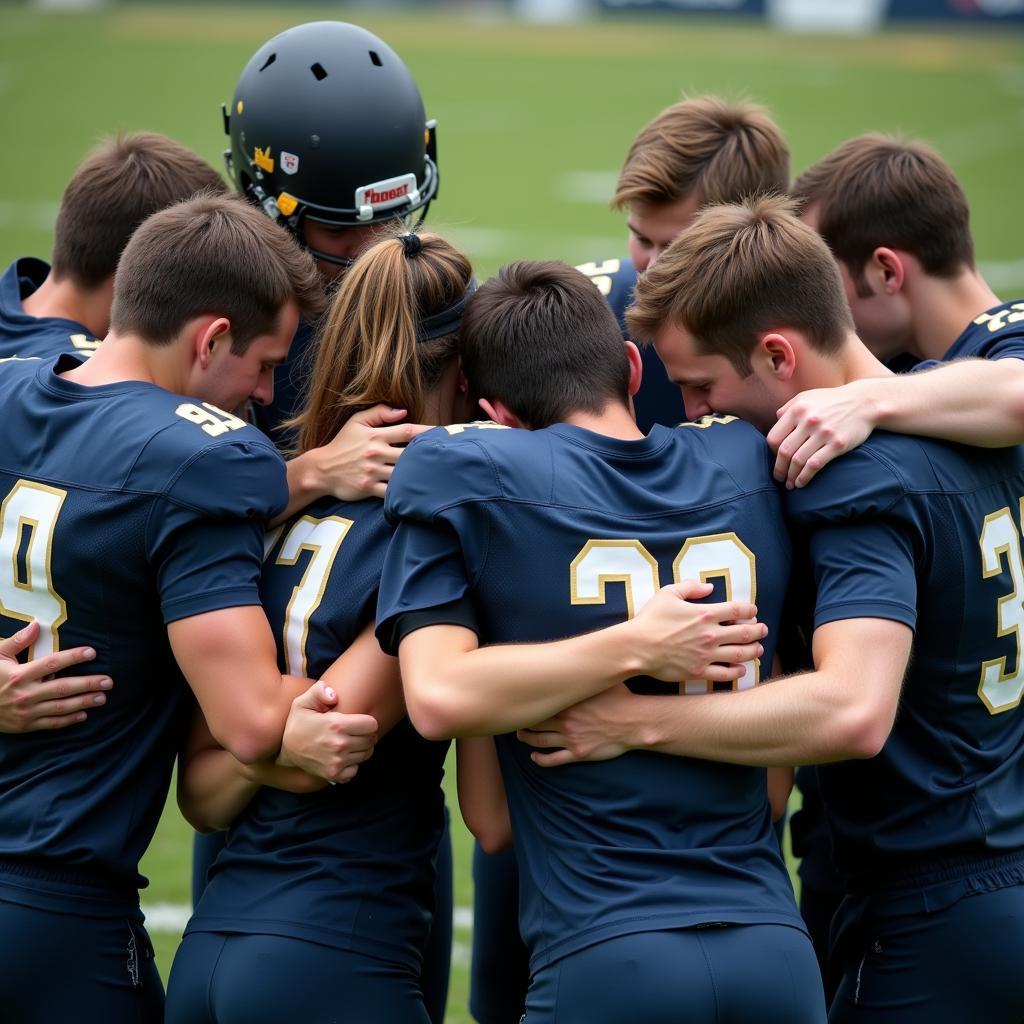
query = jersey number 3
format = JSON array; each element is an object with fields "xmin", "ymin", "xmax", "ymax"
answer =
[
  {"xmin": 0, "ymin": 481, "xmax": 68, "ymax": 659},
  {"xmin": 570, "ymin": 534, "xmax": 758, "ymax": 692}
]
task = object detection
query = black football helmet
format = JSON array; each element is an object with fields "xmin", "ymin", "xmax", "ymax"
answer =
[{"xmin": 223, "ymin": 21, "xmax": 439, "ymax": 266}]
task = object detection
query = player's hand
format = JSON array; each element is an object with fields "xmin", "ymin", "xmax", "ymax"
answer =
[
  {"xmin": 0, "ymin": 622, "xmax": 112, "ymax": 733},
  {"xmin": 767, "ymin": 383, "xmax": 876, "ymax": 489},
  {"xmin": 277, "ymin": 681, "xmax": 379, "ymax": 784},
  {"xmin": 627, "ymin": 580, "xmax": 765, "ymax": 683},
  {"xmin": 518, "ymin": 683, "xmax": 637, "ymax": 767},
  {"xmin": 315, "ymin": 404, "xmax": 431, "ymax": 500}
]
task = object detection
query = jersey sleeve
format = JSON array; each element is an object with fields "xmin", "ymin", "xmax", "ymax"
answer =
[
  {"xmin": 147, "ymin": 440, "xmax": 288, "ymax": 624},
  {"xmin": 378, "ymin": 429, "xmax": 497, "ymax": 654},
  {"xmin": 784, "ymin": 444, "xmax": 918, "ymax": 630}
]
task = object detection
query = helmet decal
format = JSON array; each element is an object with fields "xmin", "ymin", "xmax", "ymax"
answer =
[
  {"xmin": 355, "ymin": 173, "xmax": 419, "ymax": 222},
  {"xmin": 280, "ymin": 152, "xmax": 299, "ymax": 175},
  {"xmin": 253, "ymin": 146, "xmax": 274, "ymax": 174}
]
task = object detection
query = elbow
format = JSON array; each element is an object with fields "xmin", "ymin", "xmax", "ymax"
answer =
[
  {"xmin": 209, "ymin": 712, "xmax": 281, "ymax": 765},
  {"xmin": 404, "ymin": 683, "xmax": 468, "ymax": 741},
  {"xmin": 831, "ymin": 703, "xmax": 894, "ymax": 761},
  {"xmin": 473, "ymin": 823, "xmax": 513, "ymax": 856}
]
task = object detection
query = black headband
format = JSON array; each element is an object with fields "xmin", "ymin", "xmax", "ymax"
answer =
[
  {"xmin": 400, "ymin": 233, "xmax": 422, "ymax": 257},
  {"xmin": 417, "ymin": 276, "xmax": 478, "ymax": 342}
]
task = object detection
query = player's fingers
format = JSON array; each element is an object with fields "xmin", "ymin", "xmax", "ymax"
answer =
[
  {"xmin": 29, "ymin": 689, "xmax": 110, "ymax": 719},
  {"xmin": 350, "ymin": 404, "xmax": 408, "ymax": 428},
  {"xmin": 704, "ymin": 643, "xmax": 770, "ymax": 675},
  {"xmin": 704, "ymin": 601, "xmax": 758, "ymax": 625},
  {"xmin": 24, "ymin": 647, "xmax": 99, "ymax": 684},
  {"xmin": 0, "ymin": 622, "xmax": 40, "ymax": 660},
  {"xmin": 334, "ymin": 713, "xmax": 378, "ymax": 737},
  {"xmin": 713, "ymin": 623, "xmax": 767, "ymax": 648},
  {"xmin": 530, "ymin": 749, "xmax": 576, "ymax": 769},
  {"xmin": 792, "ymin": 445, "xmax": 841, "ymax": 489},
  {"xmin": 669, "ymin": 579, "xmax": 714, "ymax": 601},
  {"xmin": 26, "ymin": 711, "xmax": 89, "ymax": 731},
  {"xmin": 516, "ymin": 728, "xmax": 563, "ymax": 749},
  {"xmin": 371, "ymin": 422, "xmax": 431, "ymax": 446}
]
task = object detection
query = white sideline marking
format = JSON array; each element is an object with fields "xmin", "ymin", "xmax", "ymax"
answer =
[{"xmin": 142, "ymin": 902, "xmax": 475, "ymax": 934}]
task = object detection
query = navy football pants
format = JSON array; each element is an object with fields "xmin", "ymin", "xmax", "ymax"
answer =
[
  {"xmin": 524, "ymin": 924, "xmax": 826, "ymax": 1024},
  {"xmin": 166, "ymin": 931, "xmax": 432, "ymax": 1024},
  {"xmin": 828, "ymin": 883, "xmax": 1024, "ymax": 1023},
  {"xmin": 0, "ymin": 898, "xmax": 163, "ymax": 1023}
]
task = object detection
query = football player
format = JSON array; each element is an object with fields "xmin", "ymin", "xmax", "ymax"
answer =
[
  {"xmin": 166, "ymin": 232, "xmax": 474, "ymax": 1024},
  {"xmin": 0, "ymin": 133, "xmax": 226, "ymax": 361},
  {"xmin": 767, "ymin": 133, "xmax": 1024, "ymax": 488},
  {"xmin": 0, "ymin": 194, "xmax": 373, "ymax": 1021},
  {"xmin": 376, "ymin": 261, "xmax": 826, "ymax": 1023},
  {"xmin": 196, "ymin": 23, "xmax": 455, "ymax": 1018},
  {"xmin": 576, "ymin": 96, "xmax": 789, "ymax": 431},
  {"xmin": 523, "ymin": 196, "xmax": 1024, "ymax": 1023}
]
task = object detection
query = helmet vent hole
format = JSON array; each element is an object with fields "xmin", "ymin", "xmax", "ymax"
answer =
[
  {"xmin": 310, "ymin": 62, "xmax": 328, "ymax": 81},
  {"xmin": 258, "ymin": 53, "xmax": 276, "ymax": 72},
  {"xmin": 369, "ymin": 50, "xmax": 382, "ymax": 67}
]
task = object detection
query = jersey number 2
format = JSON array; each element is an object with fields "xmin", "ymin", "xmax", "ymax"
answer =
[
  {"xmin": 0, "ymin": 481, "xmax": 68, "ymax": 659},
  {"xmin": 570, "ymin": 534, "xmax": 758, "ymax": 692}
]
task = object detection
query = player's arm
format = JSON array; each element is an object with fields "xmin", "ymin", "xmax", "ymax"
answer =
[
  {"xmin": 768, "ymin": 357, "xmax": 1024, "ymax": 488},
  {"xmin": 168, "ymin": 606, "xmax": 325, "ymax": 763},
  {"xmin": 277, "ymin": 405, "xmax": 431, "ymax": 522},
  {"xmin": 397, "ymin": 580, "xmax": 766, "ymax": 741},
  {"xmin": 456, "ymin": 737, "xmax": 512, "ymax": 855},
  {"xmin": 176, "ymin": 706, "xmax": 327, "ymax": 833},
  {"xmin": 0, "ymin": 622, "xmax": 113, "ymax": 732},
  {"xmin": 522, "ymin": 617, "xmax": 911, "ymax": 768},
  {"xmin": 176, "ymin": 624, "xmax": 389, "ymax": 830}
]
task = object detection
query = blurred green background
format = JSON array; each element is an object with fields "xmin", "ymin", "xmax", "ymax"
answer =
[{"xmin": 2, "ymin": 4, "xmax": 1021, "ymax": 1020}]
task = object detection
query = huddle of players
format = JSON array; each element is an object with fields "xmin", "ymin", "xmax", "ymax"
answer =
[{"xmin": 1, "ymin": 17, "xmax": 1024, "ymax": 1024}]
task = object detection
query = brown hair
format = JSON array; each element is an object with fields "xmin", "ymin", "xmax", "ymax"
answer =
[
  {"xmin": 627, "ymin": 195, "xmax": 853, "ymax": 374},
  {"xmin": 292, "ymin": 231, "xmax": 473, "ymax": 454},
  {"xmin": 110, "ymin": 193, "xmax": 323, "ymax": 352},
  {"xmin": 459, "ymin": 260, "xmax": 629, "ymax": 429},
  {"xmin": 791, "ymin": 133, "xmax": 974, "ymax": 293},
  {"xmin": 612, "ymin": 97, "xmax": 789, "ymax": 211},
  {"xmin": 51, "ymin": 132, "xmax": 228, "ymax": 290}
]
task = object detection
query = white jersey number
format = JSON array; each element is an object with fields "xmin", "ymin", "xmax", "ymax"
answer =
[
  {"xmin": 0, "ymin": 481, "xmax": 68, "ymax": 658},
  {"xmin": 570, "ymin": 533, "xmax": 757, "ymax": 693},
  {"xmin": 979, "ymin": 500, "xmax": 1024, "ymax": 714},
  {"xmin": 274, "ymin": 515, "xmax": 354, "ymax": 676}
]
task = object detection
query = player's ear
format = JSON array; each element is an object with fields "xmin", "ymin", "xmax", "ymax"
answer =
[
  {"xmin": 624, "ymin": 341, "xmax": 643, "ymax": 398},
  {"xmin": 478, "ymin": 397, "xmax": 524, "ymax": 428},
  {"xmin": 759, "ymin": 332, "xmax": 797, "ymax": 382},
  {"xmin": 872, "ymin": 247, "xmax": 906, "ymax": 294},
  {"xmin": 194, "ymin": 316, "xmax": 232, "ymax": 370}
]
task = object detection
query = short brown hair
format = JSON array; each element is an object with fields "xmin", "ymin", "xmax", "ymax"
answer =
[
  {"xmin": 627, "ymin": 195, "xmax": 853, "ymax": 374},
  {"xmin": 612, "ymin": 97, "xmax": 789, "ymax": 211},
  {"xmin": 110, "ymin": 193, "xmax": 323, "ymax": 352},
  {"xmin": 292, "ymin": 231, "xmax": 473, "ymax": 454},
  {"xmin": 460, "ymin": 261, "xmax": 630, "ymax": 429},
  {"xmin": 51, "ymin": 132, "xmax": 229, "ymax": 290},
  {"xmin": 791, "ymin": 133, "xmax": 974, "ymax": 293}
]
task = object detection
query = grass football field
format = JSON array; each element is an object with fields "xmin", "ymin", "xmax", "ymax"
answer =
[{"xmin": 1, "ymin": 5, "xmax": 1021, "ymax": 1019}]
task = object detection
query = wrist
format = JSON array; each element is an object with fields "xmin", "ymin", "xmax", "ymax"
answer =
[
  {"xmin": 605, "ymin": 620, "xmax": 647, "ymax": 681},
  {"xmin": 858, "ymin": 377, "xmax": 894, "ymax": 430}
]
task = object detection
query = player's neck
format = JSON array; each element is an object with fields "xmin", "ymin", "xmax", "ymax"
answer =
[
  {"xmin": 20, "ymin": 272, "xmax": 111, "ymax": 338},
  {"xmin": 803, "ymin": 332, "xmax": 892, "ymax": 390},
  {"xmin": 562, "ymin": 402, "xmax": 645, "ymax": 441},
  {"xmin": 60, "ymin": 331, "xmax": 181, "ymax": 391},
  {"xmin": 908, "ymin": 267, "xmax": 1001, "ymax": 362}
]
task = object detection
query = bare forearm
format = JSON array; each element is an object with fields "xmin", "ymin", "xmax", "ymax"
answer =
[
  {"xmin": 177, "ymin": 747, "xmax": 261, "ymax": 832},
  {"xmin": 407, "ymin": 622, "xmax": 644, "ymax": 738},
  {"xmin": 873, "ymin": 359, "xmax": 1024, "ymax": 447},
  {"xmin": 276, "ymin": 451, "xmax": 328, "ymax": 526}
]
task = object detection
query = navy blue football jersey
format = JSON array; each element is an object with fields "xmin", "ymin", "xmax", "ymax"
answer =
[
  {"xmin": 0, "ymin": 258, "xmax": 100, "ymax": 360},
  {"xmin": 576, "ymin": 258, "xmax": 685, "ymax": 432},
  {"xmin": 0, "ymin": 355, "xmax": 287, "ymax": 908},
  {"xmin": 784, "ymin": 432, "xmax": 1024, "ymax": 888},
  {"xmin": 377, "ymin": 417, "xmax": 804, "ymax": 972},
  {"xmin": 186, "ymin": 494, "xmax": 448, "ymax": 971}
]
